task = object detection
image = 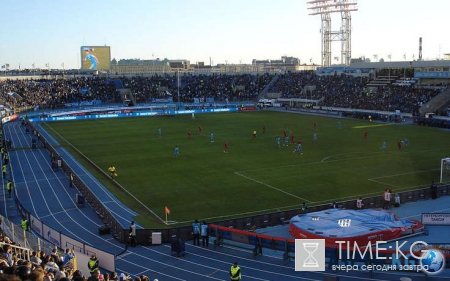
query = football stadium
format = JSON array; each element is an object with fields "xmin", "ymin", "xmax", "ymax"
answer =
[
  {"xmin": 2, "ymin": 2, "xmax": 450, "ymax": 281},
  {"xmin": 0, "ymin": 68, "xmax": 449, "ymax": 280}
]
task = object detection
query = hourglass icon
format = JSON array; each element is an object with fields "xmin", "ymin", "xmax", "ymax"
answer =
[{"xmin": 303, "ymin": 242, "xmax": 319, "ymax": 267}]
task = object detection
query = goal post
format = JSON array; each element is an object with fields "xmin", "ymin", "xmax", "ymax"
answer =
[{"xmin": 440, "ymin": 157, "xmax": 450, "ymax": 183}]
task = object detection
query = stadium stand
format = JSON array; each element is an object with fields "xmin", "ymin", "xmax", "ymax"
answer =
[{"xmin": 0, "ymin": 72, "xmax": 447, "ymax": 118}]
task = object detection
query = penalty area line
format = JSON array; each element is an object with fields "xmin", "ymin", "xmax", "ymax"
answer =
[
  {"xmin": 234, "ymin": 171, "xmax": 313, "ymax": 203},
  {"xmin": 368, "ymin": 168, "xmax": 438, "ymax": 180}
]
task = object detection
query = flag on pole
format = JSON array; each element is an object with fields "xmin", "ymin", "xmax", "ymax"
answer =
[{"xmin": 165, "ymin": 206, "xmax": 170, "ymax": 224}]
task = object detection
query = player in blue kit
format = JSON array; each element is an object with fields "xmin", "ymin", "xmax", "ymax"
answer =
[
  {"xmin": 84, "ymin": 48, "xmax": 99, "ymax": 69},
  {"xmin": 381, "ymin": 140, "xmax": 387, "ymax": 151},
  {"xmin": 294, "ymin": 141, "xmax": 303, "ymax": 154},
  {"xmin": 403, "ymin": 138, "xmax": 409, "ymax": 147},
  {"xmin": 173, "ymin": 146, "xmax": 179, "ymax": 157},
  {"xmin": 276, "ymin": 136, "xmax": 281, "ymax": 148}
]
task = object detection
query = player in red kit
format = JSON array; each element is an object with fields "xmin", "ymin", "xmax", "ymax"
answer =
[
  {"xmin": 223, "ymin": 141, "xmax": 229, "ymax": 153},
  {"xmin": 187, "ymin": 130, "xmax": 192, "ymax": 139},
  {"xmin": 198, "ymin": 125, "xmax": 202, "ymax": 134}
]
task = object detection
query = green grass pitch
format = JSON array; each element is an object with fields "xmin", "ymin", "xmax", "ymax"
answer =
[{"xmin": 41, "ymin": 111, "xmax": 450, "ymax": 227}]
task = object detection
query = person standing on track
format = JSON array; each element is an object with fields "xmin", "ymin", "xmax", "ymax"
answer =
[
  {"xmin": 192, "ymin": 219, "xmax": 201, "ymax": 246},
  {"xmin": 69, "ymin": 173, "xmax": 74, "ymax": 188},
  {"xmin": 2, "ymin": 164, "xmax": 7, "ymax": 179},
  {"xmin": 129, "ymin": 221, "xmax": 137, "ymax": 247},
  {"xmin": 6, "ymin": 179, "xmax": 13, "ymax": 198},
  {"xmin": 229, "ymin": 262, "xmax": 242, "ymax": 281},
  {"xmin": 382, "ymin": 188, "xmax": 391, "ymax": 209},
  {"xmin": 200, "ymin": 221, "xmax": 209, "ymax": 247},
  {"xmin": 3, "ymin": 152, "xmax": 9, "ymax": 165},
  {"xmin": 356, "ymin": 197, "xmax": 364, "ymax": 209}
]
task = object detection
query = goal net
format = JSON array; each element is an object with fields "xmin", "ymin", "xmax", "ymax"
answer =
[{"xmin": 440, "ymin": 157, "xmax": 450, "ymax": 183}]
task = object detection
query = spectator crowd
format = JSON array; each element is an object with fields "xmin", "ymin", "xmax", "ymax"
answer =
[
  {"xmin": 0, "ymin": 72, "xmax": 446, "ymax": 115},
  {"xmin": 0, "ymin": 232, "xmax": 151, "ymax": 281},
  {"xmin": 269, "ymin": 71, "xmax": 445, "ymax": 114}
]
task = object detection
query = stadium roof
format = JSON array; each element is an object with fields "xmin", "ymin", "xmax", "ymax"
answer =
[{"xmin": 349, "ymin": 59, "xmax": 450, "ymax": 69}]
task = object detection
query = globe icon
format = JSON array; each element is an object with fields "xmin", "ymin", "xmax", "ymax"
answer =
[{"xmin": 420, "ymin": 249, "xmax": 445, "ymax": 274}]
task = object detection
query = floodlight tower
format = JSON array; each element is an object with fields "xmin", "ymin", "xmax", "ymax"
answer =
[{"xmin": 307, "ymin": 0, "xmax": 358, "ymax": 66}]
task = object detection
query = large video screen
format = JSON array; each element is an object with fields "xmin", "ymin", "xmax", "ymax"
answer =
[{"xmin": 80, "ymin": 46, "xmax": 111, "ymax": 70}]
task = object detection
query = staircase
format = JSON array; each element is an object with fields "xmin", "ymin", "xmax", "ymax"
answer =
[
  {"xmin": 258, "ymin": 74, "xmax": 280, "ymax": 100},
  {"xmin": 419, "ymin": 87, "xmax": 450, "ymax": 116}
]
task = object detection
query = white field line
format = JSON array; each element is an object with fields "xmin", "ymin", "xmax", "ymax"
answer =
[
  {"xmin": 43, "ymin": 122, "xmax": 167, "ymax": 224},
  {"xmin": 368, "ymin": 169, "xmax": 439, "ymax": 188},
  {"xmin": 369, "ymin": 168, "xmax": 438, "ymax": 180},
  {"xmin": 233, "ymin": 148, "xmax": 449, "ymax": 209},
  {"xmin": 234, "ymin": 171, "xmax": 313, "ymax": 203}
]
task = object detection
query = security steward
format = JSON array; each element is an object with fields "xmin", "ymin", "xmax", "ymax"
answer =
[
  {"xmin": 6, "ymin": 180, "xmax": 13, "ymax": 198},
  {"xmin": 87, "ymin": 254, "xmax": 99, "ymax": 276},
  {"xmin": 21, "ymin": 218, "xmax": 29, "ymax": 231},
  {"xmin": 69, "ymin": 173, "xmax": 74, "ymax": 187},
  {"xmin": 3, "ymin": 152, "xmax": 9, "ymax": 165},
  {"xmin": 2, "ymin": 164, "xmax": 6, "ymax": 179},
  {"xmin": 229, "ymin": 261, "xmax": 241, "ymax": 281}
]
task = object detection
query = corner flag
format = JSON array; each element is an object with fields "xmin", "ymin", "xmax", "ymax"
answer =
[{"xmin": 165, "ymin": 206, "xmax": 170, "ymax": 224}]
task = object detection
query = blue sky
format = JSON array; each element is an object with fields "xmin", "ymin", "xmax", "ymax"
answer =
[{"xmin": 1, "ymin": 0, "xmax": 449, "ymax": 69}]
